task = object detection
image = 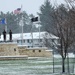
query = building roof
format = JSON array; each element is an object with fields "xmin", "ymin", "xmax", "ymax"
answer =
[{"xmin": 0, "ymin": 31, "xmax": 58, "ymax": 41}]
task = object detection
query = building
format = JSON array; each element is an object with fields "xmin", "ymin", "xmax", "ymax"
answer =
[
  {"xmin": 0, "ymin": 43, "xmax": 53, "ymax": 59},
  {"xmin": 0, "ymin": 31, "xmax": 58, "ymax": 48},
  {"xmin": 0, "ymin": 31, "xmax": 58, "ymax": 58}
]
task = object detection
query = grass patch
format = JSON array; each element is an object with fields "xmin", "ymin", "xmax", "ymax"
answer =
[{"xmin": 0, "ymin": 57, "xmax": 74, "ymax": 75}]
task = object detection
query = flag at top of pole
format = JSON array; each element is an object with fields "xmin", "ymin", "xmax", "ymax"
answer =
[
  {"xmin": 14, "ymin": 8, "xmax": 21, "ymax": 14},
  {"xmin": 0, "ymin": 18, "xmax": 6, "ymax": 24}
]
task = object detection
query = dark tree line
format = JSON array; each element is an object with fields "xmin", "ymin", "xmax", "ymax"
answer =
[{"xmin": 37, "ymin": 0, "xmax": 56, "ymax": 34}]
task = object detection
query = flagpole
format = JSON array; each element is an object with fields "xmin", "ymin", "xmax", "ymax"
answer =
[
  {"xmin": 5, "ymin": 18, "xmax": 7, "ymax": 32},
  {"xmin": 21, "ymin": 15, "xmax": 23, "ymax": 45},
  {"xmin": 31, "ymin": 22, "xmax": 33, "ymax": 47},
  {"xmin": 21, "ymin": 5, "xmax": 24, "ymax": 45},
  {"xmin": 5, "ymin": 25, "xmax": 7, "ymax": 32}
]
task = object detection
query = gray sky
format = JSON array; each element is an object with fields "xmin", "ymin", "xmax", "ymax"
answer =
[{"xmin": 0, "ymin": 0, "xmax": 65, "ymax": 16}]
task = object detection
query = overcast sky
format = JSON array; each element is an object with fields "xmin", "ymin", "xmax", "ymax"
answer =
[{"xmin": 0, "ymin": 0, "xmax": 65, "ymax": 16}]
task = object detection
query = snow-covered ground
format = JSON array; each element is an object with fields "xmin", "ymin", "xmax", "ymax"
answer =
[
  {"xmin": 54, "ymin": 53, "xmax": 75, "ymax": 58},
  {"xmin": 0, "ymin": 53, "xmax": 74, "ymax": 75}
]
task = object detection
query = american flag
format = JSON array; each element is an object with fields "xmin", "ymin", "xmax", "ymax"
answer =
[{"xmin": 14, "ymin": 8, "xmax": 21, "ymax": 14}]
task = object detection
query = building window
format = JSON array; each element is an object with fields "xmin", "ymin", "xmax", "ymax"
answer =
[
  {"xmin": 23, "ymin": 40, "xmax": 25, "ymax": 43},
  {"xmin": 31, "ymin": 39, "xmax": 33, "ymax": 42},
  {"xmin": 40, "ymin": 39, "xmax": 42, "ymax": 42},
  {"xmin": 28, "ymin": 46, "xmax": 30, "ymax": 48},
  {"xmin": 27, "ymin": 39, "xmax": 29, "ymax": 43},
  {"xmin": 27, "ymin": 39, "xmax": 32, "ymax": 43},
  {"xmin": 35, "ymin": 44, "xmax": 39, "ymax": 45},
  {"xmin": 39, "ymin": 46, "xmax": 42, "ymax": 47},
  {"xmin": 17, "ymin": 40, "xmax": 19, "ymax": 43}
]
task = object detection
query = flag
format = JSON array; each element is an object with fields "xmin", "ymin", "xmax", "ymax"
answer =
[
  {"xmin": 14, "ymin": 8, "xmax": 21, "ymax": 14},
  {"xmin": 0, "ymin": 18, "xmax": 6, "ymax": 24},
  {"xmin": 31, "ymin": 17, "xmax": 38, "ymax": 22}
]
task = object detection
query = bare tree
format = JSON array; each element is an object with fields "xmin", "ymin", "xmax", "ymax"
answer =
[
  {"xmin": 54, "ymin": 4, "xmax": 75, "ymax": 72},
  {"xmin": 43, "ymin": 3, "xmax": 75, "ymax": 73}
]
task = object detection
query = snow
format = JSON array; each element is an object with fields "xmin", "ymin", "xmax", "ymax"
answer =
[
  {"xmin": 54, "ymin": 53, "xmax": 75, "ymax": 58},
  {"xmin": 0, "ymin": 31, "xmax": 58, "ymax": 40}
]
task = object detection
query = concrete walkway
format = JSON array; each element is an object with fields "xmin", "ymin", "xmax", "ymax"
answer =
[{"xmin": 0, "ymin": 55, "xmax": 28, "ymax": 60}]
